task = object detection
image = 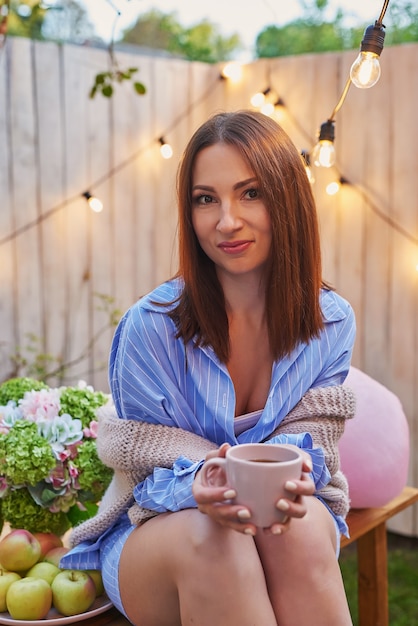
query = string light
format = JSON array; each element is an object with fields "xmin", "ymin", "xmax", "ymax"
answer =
[
  {"xmin": 301, "ymin": 151, "xmax": 315, "ymax": 184},
  {"xmin": 159, "ymin": 137, "xmax": 173, "ymax": 159},
  {"xmin": 250, "ymin": 87, "xmax": 271, "ymax": 108},
  {"xmin": 326, "ymin": 177, "xmax": 349, "ymax": 195},
  {"xmin": 311, "ymin": 120, "xmax": 336, "ymax": 168},
  {"xmin": 220, "ymin": 61, "xmax": 243, "ymax": 83},
  {"xmin": 82, "ymin": 191, "xmax": 103, "ymax": 212}
]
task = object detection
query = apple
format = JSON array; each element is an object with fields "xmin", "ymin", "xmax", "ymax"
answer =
[
  {"xmin": 6, "ymin": 576, "xmax": 52, "ymax": 620},
  {"xmin": 0, "ymin": 529, "xmax": 41, "ymax": 572},
  {"xmin": 26, "ymin": 561, "xmax": 61, "ymax": 585},
  {"xmin": 84, "ymin": 569, "xmax": 105, "ymax": 597},
  {"xmin": 0, "ymin": 571, "xmax": 21, "ymax": 612},
  {"xmin": 51, "ymin": 570, "xmax": 96, "ymax": 616},
  {"xmin": 33, "ymin": 532, "xmax": 63, "ymax": 560},
  {"xmin": 44, "ymin": 546, "xmax": 70, "ymax": 568}
]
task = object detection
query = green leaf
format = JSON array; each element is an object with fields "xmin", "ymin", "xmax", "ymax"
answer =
[
  {"xmin": 133, "ymin": 82, "xmax": 146, "ymax": 95},
  {"xmin": 102, "ymin": 84, "xmax": 113, "ymax": 98},
  {"xmin": 89, "ymin": 85, "xmax": 98, "ymax": 99}
]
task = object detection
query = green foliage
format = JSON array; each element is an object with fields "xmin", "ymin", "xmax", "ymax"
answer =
[
  {"xmin": 6, "ymin": 0, "xmax": 46, "ymax": 40},
  {"xmin": 120, "ymin": 9, "xmax": 242, "ymax": 63},
  {"xmin": 74, "ymin": 439, "xmax": 113, "ymax": 498},
  {"xmin": 256, "ymin": 0, "xmax": 418, "ymax": 58},
  {"xmin": 89, "ymin": 67, "xmax": 146, "ymax": 99},
  {"xmin": 0, "ymin": 377, "xmax": 47, "ymax": 405},
  {"xmin": 1, "ymin": 488, "xmax": 70, "ymax": 535},
  {"xmin": 59, "ymin": 386, "xmax": 108, "ymax": 429},
  {"xmin": 0, "ymin": 421, "xmax": 56, "ymax": 485}
]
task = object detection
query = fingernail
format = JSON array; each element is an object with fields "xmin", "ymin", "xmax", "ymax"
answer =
[
  {"xmin": 237, "ymin": 509, "xmax": 251, "ymax": 520},
  {"xmin": 285, "ymin": 481, "xmax": 297, "ymax": 491},
  {"xmin": 271, "ymin": 526, "xmax": 282, "ymax": 535},
  {"xmin": 244, "ymin": 527, "xmax": 256, "ymax": 536},
  {"xmin": 223, "ymin": 489, "xmax": 236, "ymax": 499},
  {"xmin": 276, "ymin": 499, "xmax": 290, "ymax": 511}
]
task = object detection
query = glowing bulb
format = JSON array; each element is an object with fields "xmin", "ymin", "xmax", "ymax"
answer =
[
  {"xmin": 159, "ymin": 138, "xmax": 173, "ymax": 159},
  {"xmin": 326, "ymin": 181, "xmax": 340, "ymax": 195},
  {"xmin": 350, "ymin": 22, "xmax": 385, "ymax": 89},
  {"xmin": 251, "ymin": 91, "xmax": 266, "ymax": 108},
  {"xmin": 260, "ymin": 102, "xmax": 275, "ymax": 116},
  {"xmin": 311, "ymin": 140, "xmax": 336, "ymax": 168},
  {"xmin": 221, "ymin": 62, "xmax": 242, "ymax": 83},
  {"xmin": 82, "ymin": 192, "xmax": 103, "ymax": 212},
  {"xmin": 350, "ymin": 51, "xmax": 381, "ymax": 89}
]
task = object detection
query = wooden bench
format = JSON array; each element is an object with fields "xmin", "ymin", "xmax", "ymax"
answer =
[
  {"xmin": 340, "ymin": 485, "xmax": 418, "ymax": 626},
  {"xmin": 82, "ymin": 485, "xmax": 418, "ymax": 626}
]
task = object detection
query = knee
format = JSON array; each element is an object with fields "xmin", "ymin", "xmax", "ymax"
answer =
[{"xmin": 189, "ymin": 512, "xmax": 259, "ymax": 566}]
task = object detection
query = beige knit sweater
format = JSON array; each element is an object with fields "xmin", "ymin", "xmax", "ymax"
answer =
[{"xmin": 70, "ymin": 385, "xmax": 355, "ymax": 547}]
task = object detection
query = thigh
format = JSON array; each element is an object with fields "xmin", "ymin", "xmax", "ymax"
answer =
[{"xmin": 117, "ymin": 507, "xmax": 272, "ymax": 626}]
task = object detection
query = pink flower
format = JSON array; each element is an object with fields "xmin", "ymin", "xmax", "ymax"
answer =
[{"xmin": 83, "ymin": 420, "xmax": 99, "ymax": 438}]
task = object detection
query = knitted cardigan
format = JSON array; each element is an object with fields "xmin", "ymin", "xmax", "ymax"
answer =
[{"xmin": 69, "ymin": 385, "xmax": 355, "ymax": 547}]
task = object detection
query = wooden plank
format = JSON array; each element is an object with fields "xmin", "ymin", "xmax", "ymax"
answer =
[
  {"xmin": 341, "ymin": 486, "xmax": 418, "ymax": 547},
  {"xmin": 357, "ymin": 523, "xmax": 388, "ymax": 626}
]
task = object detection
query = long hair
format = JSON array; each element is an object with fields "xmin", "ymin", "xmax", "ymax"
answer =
[{"xmin": 170, "ymin": 110, "xmax": 325, "ymax": 363}]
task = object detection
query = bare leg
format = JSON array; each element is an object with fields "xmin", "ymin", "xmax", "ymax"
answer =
[
  {"xmin": 255, "ymin": 497, "xmax": 353, "ymax": 626},
  {"xmin": 119, "ymin": 508, "xmax": 278, "ymax": 626}
]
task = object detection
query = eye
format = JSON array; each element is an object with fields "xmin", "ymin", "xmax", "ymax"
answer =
[
  {"xmin": 244, "ymin": 187, "xmax": 260, "ymax": 200},
  {"xmin": 193, "ymin": 194, "xmax": 214, "ymax": 206}
]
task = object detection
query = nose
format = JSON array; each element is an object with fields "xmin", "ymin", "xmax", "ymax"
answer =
[{"xmin": 216, "ymin": 200, "xmax": 242, "ymax": 233}]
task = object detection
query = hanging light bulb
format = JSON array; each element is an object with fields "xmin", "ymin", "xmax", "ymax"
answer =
[
  {"xmin": 350, "ymin": 22, "xmax": 386, "ymax": 89},
  {"xmin": 311, "ymin": 120, "xmax": 336, "ymax": 168},
  {"xmin": 260, "ymin": 101, "xmax": 275, "ymax": 116},
  {"xmin": 250, "ymin": 87, "xmax": 271, "ymax": 108},
  {"xmin": 326, "ymin": 181, "xmax": 341, "ymax": 196},
  {"xmin": 159, "ymin": 137, "xmax": 173, "ymax": 159},
  {"xmin": 82, "ymin": 191, "xmax": 103, "ymax": 213},
  {"xmin": 301, "ymin": 151, "xmax": 315, "ymax": 184},
  {"xmin": 221, "ymin": 61, "xmax": 243, "ymax": 83},
  {"xmin": 274, "ymin": 97, "xmax": 286, "ymax": 122},
  {"xmin": 326, "ymin": 176, "xmax": 349, "ymax": 196}
]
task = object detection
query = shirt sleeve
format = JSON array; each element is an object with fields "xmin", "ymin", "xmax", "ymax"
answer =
[{"xmin": 109, "ymin": 304, "xmax": 211, "ymax": 513}]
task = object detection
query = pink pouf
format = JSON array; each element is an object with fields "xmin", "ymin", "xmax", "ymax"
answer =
[{"xmin": 339, "ymin": 367, "xmax": 410, "ymax": 508}]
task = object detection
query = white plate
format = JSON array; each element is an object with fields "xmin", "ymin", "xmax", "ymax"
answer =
[{"xmin": 0, "ymin": 595, "xmax": 113, "ymax": 626}]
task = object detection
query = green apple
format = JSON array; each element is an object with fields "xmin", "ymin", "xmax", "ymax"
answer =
[
  {"xmin": 26, "ymin": 561, "xmax": 61, "ymax": 585},
  {"xmin": 0, "ymin": 570, "xmax": 21, "ymax": 612},
  {"xmin": 51, "ymin": 570, "xmax": 96, "ymax": 616},
  {"xmin": 6, "ymin": 576, "xmax": 52, "ymax": 620},
  {"xmin": 0, "ymin": 529, "xmax": 41, "ymax": 572},
  {"xmin": 33, "ymin": 532, "xmax": 63, "ymax": 560},
  {"xmin": 84, "ymin": 569, "xmax": 105, "ymax": 597},
  {"xmin": 44, "ymin": 546, "xmax": 70, "ymax": 568}
]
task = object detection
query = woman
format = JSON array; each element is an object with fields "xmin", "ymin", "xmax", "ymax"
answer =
[{"xmin": 62, "ymin": 110, "xmax": 356, "ymax": 625}]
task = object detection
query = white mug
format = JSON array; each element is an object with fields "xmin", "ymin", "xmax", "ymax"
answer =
[{"xmin": 200, "ymin": 443, "xmax": 303, "ymax": 528}]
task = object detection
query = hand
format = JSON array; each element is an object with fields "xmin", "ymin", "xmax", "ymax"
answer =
[
  {"xmin": 266, "ymin": 451, "xmax": 315, "ymax": 536},
  {"xmin": 193, "ymin": 443, "xmax": 259, "ymax": 536}
]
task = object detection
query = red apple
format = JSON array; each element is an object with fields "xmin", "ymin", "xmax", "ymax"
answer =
[
  {"xmin": 0, "ymin": 529, "xmax": 41, "ymax": 572},
  {"xmin": 44, "ymin": 546, "xmax": 70, "ymax": 568},
  {"xmin": 0, "ymin": 570, "xmax": 21, "ymax": 612},
  {"xmin": 33, "ymin": 532, "xmax": 63, "ymax": 560},
  {"xmin": 6, "ymin": 576, "xmax": 52, "ymax": 620},
  {"xmin": 84, "ymin": 569, "xmax": 105, "ymax": 597},
  {"xmin": 51, "ymin": 570, "xmax": 96, "ymax": 616}
]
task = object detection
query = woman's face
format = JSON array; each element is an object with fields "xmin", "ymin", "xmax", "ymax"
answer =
[{"xmin": 191, "ymin": 143, "xmax": 272, "ymax": 286}]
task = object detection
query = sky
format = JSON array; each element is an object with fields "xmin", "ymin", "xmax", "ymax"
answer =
[{"xmin": 80, "ymin": 0, "xmax": 387, "ymax": 59}]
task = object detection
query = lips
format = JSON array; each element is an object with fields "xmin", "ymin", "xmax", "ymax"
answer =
[{"xmin": 218, "ymin": 240, "xmax": 253, "ymax": 254}]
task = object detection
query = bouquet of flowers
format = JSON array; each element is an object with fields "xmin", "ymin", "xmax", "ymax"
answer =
[{"xmin": 0, "ymin": 377, "xmax": 113, "ymax": 536}]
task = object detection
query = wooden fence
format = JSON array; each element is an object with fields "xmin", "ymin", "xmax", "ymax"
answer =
[{"xmin": 0, "ymin": 37, "xmax": 417, "ymax": 534}]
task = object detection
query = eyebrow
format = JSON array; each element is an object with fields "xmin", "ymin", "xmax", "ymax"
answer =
[{"xmin": 192, "ymin": 177, "xmax": 258, "ymax": 192}]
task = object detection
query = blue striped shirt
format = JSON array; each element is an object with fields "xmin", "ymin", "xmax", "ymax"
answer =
[
  {"xmin": 109, "ymin": 278, "xmax": 355, "ymax": 530},
  {"xmin": 61, "ymin": 278, "xmax": 355, "ymax": 574}
]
